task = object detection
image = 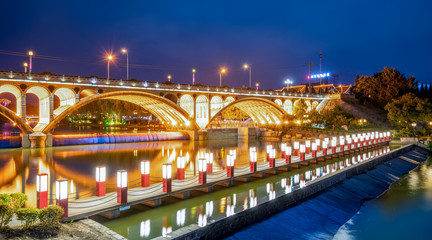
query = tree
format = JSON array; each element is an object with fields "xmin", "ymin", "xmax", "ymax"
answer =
[
  {"xmin": 353, "ymin": 67, "xmax": 417, "ymax": 108},
  {"xmin": 221, "ymin": 106, "xmax": 249, "ymax": 120},
  {"xmin": 385, "ymin": 92, "xmax": 432, "ymax": 136},
  {"xmin": 293, "ymin": 99, "xmax": 308, "ymax": 120}
]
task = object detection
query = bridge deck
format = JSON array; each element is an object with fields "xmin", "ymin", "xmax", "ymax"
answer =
[{"xmin": 64, "ymin": 141, "xmax": 389, "ymax": 221}]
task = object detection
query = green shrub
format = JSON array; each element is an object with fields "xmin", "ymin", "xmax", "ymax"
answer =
[
  {"xmin": 39, "ymin": 206, "xmax": 64, "ymax": 226},
  {"xmin": 0, "ymin": 204, "xmax": 14, "ymax": 228},
  {"xmin": 428, "ymin": 142, "xmax": 432, "ymax": 151},
  {"xmin": 16, "ymin": 207, "xmax": 39, "ymax": 228},
  {"xmin": 9, "ymin": 193, "xmax": 28, "ymax": 210},
  {"xmin": 0, "ymin": 194, "xmax": 10, "ymax": 205}
]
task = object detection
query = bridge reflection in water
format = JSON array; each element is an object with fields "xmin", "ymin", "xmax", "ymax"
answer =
[{"xmin": 0, "ymin": 139, "xmax": 280, "ymax": 208}]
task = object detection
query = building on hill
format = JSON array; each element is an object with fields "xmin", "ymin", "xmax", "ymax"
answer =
[{"xmin": 277, "ymin": 83, "xmax": 352, "ymax": 95}]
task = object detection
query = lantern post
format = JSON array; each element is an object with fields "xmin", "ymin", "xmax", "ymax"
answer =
[
  {"xmin": 226, "ymin": 155, "xmax": 235, "ymax": 178},
  {"xmin": 36, "ymin": 174, "xmax": 48, "ymax": 209},
  {"xmin": 163, "ymin": 164, "xmax": 172, "ymax": 193},
  {"xmin": 141, "ymin": 161, "xmax": 150, "ymax": 187},
  {"xmin": 177, "ymin": 156, "xmax": 185, "ymax": 180},
  {"xmin": 300, "ymin": 144, "xmax": 306, "ymax": 161},
  {"xmin": 117, "ymin": 170, "xmax": 128, "ymax": 204},
  {"xmin": 198, "ymin": 158, "xmax": 207, "ymax": 184},
  {"xmin": 305, "ymin": 140, "xmax": 311, "ymax": 154},
  {"xmin": 56, "ymin": 179, "xmax": 68, "ymax": 218},
  {"xmin": 311, "ymin": 143, "xmax": 317, "ymax": 158},
  {"xmin": 206, "ymin": 153, "xmax": 213, "ymax": 174},
  {"xmin": 285, "ymin": 146, "xmax": 292, "ymax": 164},
  {"xmin": 250, "ymin": 148, "xmax": 257, "ymax": 172},
  {"xmin": 96, "ymin": 166, "xmax": 106, "ymax": 197}
]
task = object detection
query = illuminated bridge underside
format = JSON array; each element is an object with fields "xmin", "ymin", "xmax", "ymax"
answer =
[
  {"xmin": 207, "ymin": 98, "xmax": 286, "ymax": 128},
  {"xmin": 0, "ymin": 105, "xmax": 33, "ymax": 134},
  {"xmin": 42, "ymin": 91, "xmax": 199, "ymax": 133}
]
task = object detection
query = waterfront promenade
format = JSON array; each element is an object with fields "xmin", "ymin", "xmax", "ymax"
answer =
[{"xmin": 63, "ymin": 138, "xmax": 390, "ymax": 222}]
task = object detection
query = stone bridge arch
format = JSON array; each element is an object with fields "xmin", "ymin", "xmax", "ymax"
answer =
[
  {"xmin": 206, "ymin": 97, "xmax": 287, "ymax": 128},
  {"xmin": 0, "ymin": 84, "xmax": 22, "ymax": 117},
  {"xmin": 0, "ymin": 104, "xmax": 33, "ymax": 134},
  {"xmin": 42, "ymin": 91, "xmax": 199, "ymax": 133},
  {"xmin": 26, "ymin": 86, "xmax": 51, "ymax": 131},
  {"xmin": 53, "ymin": 88, "xmax": 76, "ymax": 117}
]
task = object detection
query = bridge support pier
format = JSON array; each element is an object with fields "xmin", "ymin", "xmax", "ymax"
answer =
[
  {"xmin": 99, "ymin": 209, "xmax": 120, "ymax": 219},
  {"xmin": 22, "ymin": 133, "xmax": 53, "ymax": 148}
]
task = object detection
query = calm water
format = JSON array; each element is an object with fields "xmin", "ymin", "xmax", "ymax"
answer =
[
  {"xmin": 334, "ymin": 156, "xmax": 432, "ymax": 240},
  {"xmin": 0, "ymin": 139, "xmax": 281, "ymax": 208}
]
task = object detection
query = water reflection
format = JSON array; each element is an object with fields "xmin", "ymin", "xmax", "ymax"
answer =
[{"xmin": 0, "ymin": 139, "xmax": 281, "ymax": 208}]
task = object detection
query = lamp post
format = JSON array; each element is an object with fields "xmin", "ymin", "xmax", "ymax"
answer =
[
  {"xmin": 192, "ymin": 69, "xmax": 196, "ymax": 85},
  {"xmin": 95, "ymin": 166, "xmax": 106, "ymax": 197},
  {"xmin": 107, "ymin": 54, "xmax": 113, "ymax": 82},
  {"xmin": 429, "ymin": 122, "xmax": 432, "ymax": 136},
  {"xmin": 56, "ymin": 179, "xmax": 68, "ymax": 218},
  {"xmin": 141, "ymin": 161, "xmax": 150, "ymax": 187},
  {"xmin": 28, "ymin": 51, "xmax": 33, "ymax": 75},
  {"xmin": 36, "ymin": 174, "xmax": 48, "ymax": 209},
  {"xmin": 256, "ymin": 83, "xmax": 259, "ymax": 91},
  {"xmin": 162, "ymin": 164, "xmax": 172, "ymax": 193},
  {"xmin": 23, "ymin": 62, "xmax": 28, "ymax": 73},
  {"xmin": 243, "ymin": 64, "xmax": 251, "ymax": 88},
  {"xmin": 220, "ymin": 68, "xmax": 226, "ymax": 87},
  {"xmin": 285, "ymin": 79, "xmax": 293, "ymax": 90},
  {"xmin": 117, "ymin": 170, "xmax": 128, "ymax": 204},
  {"xmin": 167, "ymin": 75, "xmax": 172, "ymax": 83},
  {"xmin": 121, "ymin": 49, "xmax": 129, "ymax": 80},
  {"xmin": 412, "ymin": 122, "xmax": 417, "ymax": 137}
]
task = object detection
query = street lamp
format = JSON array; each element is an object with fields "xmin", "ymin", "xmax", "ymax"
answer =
[
  {"xmin": 412, "ymin": 122, "xmax": 417, "ymax": 137},
  {"xmin": 28, "ymin": 51, "xmax": 33, "ymax": 75},
  {"xmin": 167, "ymin": 75, "xmax": 172, "ymax": 82},
  {"xmin": 429, "ymin": 122, "xmax": 432, "ymax": 136},
  {"xmin": 285, "ymin": 78, "xmax": 293, "ymax": 90},
  {"xmin": 23, "ymin": 62, "xmax": 28, "ymax": 73},
  {"xmin": 243, "ymin": 64, "xmax": 251, "ymax": 88},
  {"xmin": 107, "ymin": 54, "xmax": 113, "ymax": 82},
  {"xmin": 121, "ymin": 48, "xmax": 129, "ymax": 80},
  {"xmin": 256, "ymin": 82, "xmax": 259, "ymax": 91},
  {"xmin": 220, "ymin": 68, "xmax": 226, "ymax": 87},
  {"xmin": 359, "ymin": 119, "xmax": 367, "ymax": 129},
  {"xmin": 192, "ymin": 69, "xmax": 196, "ymax": 85}
]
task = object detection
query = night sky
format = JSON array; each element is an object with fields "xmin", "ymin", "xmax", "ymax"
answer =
[{"xmin": 0, "ymin": 0, "xmax": 431, "ymax": 90}]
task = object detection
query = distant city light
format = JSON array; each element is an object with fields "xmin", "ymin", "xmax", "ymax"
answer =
[{"xmin": 309, "ymin": 73, "xmax": 330, "ymax": 79}]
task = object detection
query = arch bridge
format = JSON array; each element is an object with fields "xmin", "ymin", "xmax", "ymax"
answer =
[{"xmin": 0, "ymin": 71, "xmax": 329, "ymax": 134}]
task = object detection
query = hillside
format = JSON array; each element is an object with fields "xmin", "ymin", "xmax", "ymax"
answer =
[{"xmin": 330, "ymin": 95, "xmax": 390, "ymax": 127}]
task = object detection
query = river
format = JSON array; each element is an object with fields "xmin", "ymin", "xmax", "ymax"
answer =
[
  {"xmin": 0, "ymin": 139, "xmax": 281, "ymax": 208},
  {"xmin": 333, "ymin": 156, "xmax": 432, "ymax": 240}
]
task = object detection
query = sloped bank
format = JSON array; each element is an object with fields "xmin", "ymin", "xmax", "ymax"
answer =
[{"xmin": 157, "ymin": 144, "xmax": 430, "ymax": 240}]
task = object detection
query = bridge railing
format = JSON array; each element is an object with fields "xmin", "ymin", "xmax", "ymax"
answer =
[{"xmin": 0, "ymin": 71, "xmax": 326, "ymax": 98}]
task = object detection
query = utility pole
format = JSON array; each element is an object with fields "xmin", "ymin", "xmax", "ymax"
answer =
[
  {"xmin": 305, "ymin": 61, "xmax": 314, "ymax": 94},
  {"xmin": 319, "ymin": 50, "xmax": 322, "ymax": 85}
]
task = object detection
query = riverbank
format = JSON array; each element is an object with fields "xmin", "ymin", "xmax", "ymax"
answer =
[{"xmin": 0, "ymin": 219, "xmax": 125, "ymax": 240}]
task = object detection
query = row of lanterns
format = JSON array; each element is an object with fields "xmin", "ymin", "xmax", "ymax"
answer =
[{"xmin": 35, "ymin": 131, "xmax": 390, "ymax": 218}]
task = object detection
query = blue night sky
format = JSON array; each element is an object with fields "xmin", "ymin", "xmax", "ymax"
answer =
[{"xmin": 0, "ymin": 0, "xmax": 431, "ymax": 89}]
